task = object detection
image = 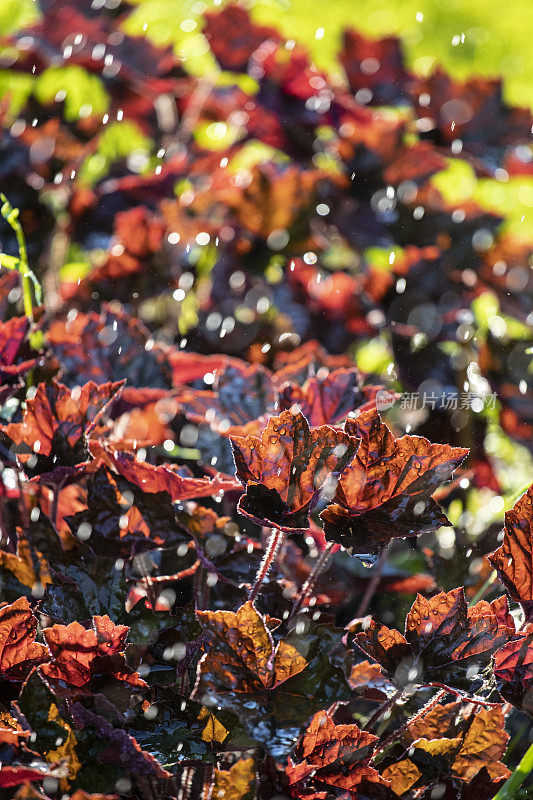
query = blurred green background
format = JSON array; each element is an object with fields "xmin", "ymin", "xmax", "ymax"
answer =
[
  {"xmin": 3, "ymin": 0, "xmax": 532, "ymax": 108},
  {"xmin": 5, "ymin": 0, "xmax": 531, "ymax": 241}
]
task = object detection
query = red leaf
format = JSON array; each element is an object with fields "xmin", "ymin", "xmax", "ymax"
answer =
[
  {"xmin": 89, "ymin": 440, "xmax": 242, "ymax": 502},
  {"xmin": 340, "ymin": 29, "xmax": 411, "ymax": 105},
  {"xmin": 168, "ymin": 351, "xmax": 244, "ymax": 387},
  {"xmin": 175, "ymin": 361, "xmax": 276, "ymax": 429},
  {"xmin": 203, "ymin": 5, "xmax": 280, "ymax": 73},
  {"xmin": 3, "ymin": 379, "xmax": 124, "ymax": 470},
  {"xmin": 0, "ymin": 316, "xmax": 37, "ymax": 379},
  {"xmin": 286, "ymin": 710, "xmax": 388, "ymax": 797},
  {"xmin": 320, "ymin": 410, "xmax": 468, "ymax": 553},
  {"xmin": 488, "ymin": 482, "xmax": 533, "ymax": 602},
  {"xmin": 493, "ymin": 626, "xmax": 533, "ymax": 714},
  {"xmin": 356, "ymin": 588, "xmax": 515, "ymax": 693},
  {"xmin": 41, "ymin": 615, "xmax": 146, "ymax": 689},
  {"xmin": 0, "ymin": 764, "xmax": 58, "ymax": 788},
  {"xmin": 348, "ymin": 660, "xmax": 396, "ymax": 701},
  {"xmin": 273, "ymin": 341, "xmax": 353, "ymax": 383},
  {"xmin": 231, "ymin": 409, "xmax": 358, "ymax": 531},
  {"xmin": 195, "ymin": 601, "xmax": 307, "ymax": 694},
  {"xmin": 278, "ymin": 367, "xmax": 379, "ymax": 427},
  {"xmin": 411, "ymin": 69, "xmax": 532, "ymax": 156},
  {"xmin": 46, "ymin": 306, "xmax": 170, "ymax": 389},
  {"xmin": 0, "ymin": 597, "xmax": 48, "ymax": 680}
]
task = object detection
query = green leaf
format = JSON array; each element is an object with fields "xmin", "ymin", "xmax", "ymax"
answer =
[{"xmin": 34, "ymin": 65, "xmax": 109, "ymax": 121}]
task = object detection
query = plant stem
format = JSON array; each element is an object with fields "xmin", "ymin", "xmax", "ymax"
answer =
[
  {"xmin": 288, "ymin": 542, "xmax": 335, "ymax": 622},
  {"xmin": 0, "ymin": 194, "xmax": 43, "ymax": 352},
  {"xmin": 1, "ymin": 194, "xmax": 33, "ymax": 323},
  {"xmin": 468, "ymin": 569, "xmax": 497, "ymax": 606},
  {"xmin": 371, "ymin": 689, "xmax": 446, "ymax": 760},
  {"xmin": 492, "ymin": 740, "xmax": 533, "ymax": 800},
  {"xmin": 363, "ymin": 689, "xmax": 402, "ymax": 732},
  {"xmin": 249, "ymin": 528, "xmax": 285, "ymax": 604}
]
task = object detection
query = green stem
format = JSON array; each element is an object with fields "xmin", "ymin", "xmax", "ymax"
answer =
[
  {"xmin": 0, "ymin": 194, "xmax": 43, "ymax": 352},
  {"xmin": 468, "ymin": 569, "xmax": 497, "ymax": 606},
  {"xmin": 1, "ymin": 194, "xmax": 33, "ymax": 323},
  {"xmin": 493, "ymin": 740, "xmax": 533, "ymax": 800}
]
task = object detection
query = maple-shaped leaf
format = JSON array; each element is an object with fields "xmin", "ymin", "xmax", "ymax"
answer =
[
  {"xmin": 0, "ymin": 597, "xmax": 48, "ymax": 680},
  {"xmin": 488, "ymin": 483, "xmax": 533, "ymax": 605},
  {"xmin": 3, "ymin": 379, "xmax": 124, "ymax": 476},
  {"xmin": 41, "ymin": 615, "xmax": 146, "ymax": 689},
  {"xmin": 383, "ymin": 705, "xmax": 510, "ymax": 794},
  {"xmin": 88, "ymin": 440, "xmax": 241, "ymax": 502},
  {"xmin": 272, "ymin": 341, "xmax": 353, "ymax": 386},
  {"xmin": 356, "ymin": 589, "xmax": 515, "ymax": 693},
  {"xmin": 493, "ymin": 625, "xmax": 533, "ymax": 714},
  {"xmin": 286, "ymin": 710, "xmax": 388, "ymax": 797},
  {"xmin": 320, "ymin": 410, "xmax": 468, "ymax": 554},
  {"xmin": 231, "ymin": 409, "xmax": 358, "ymax": 531},
  {"xmin": 14, "ymin": 2, "xmax": 181, "ymax": 91},
  {"xmin": 47, "ymin": 306, "xmax": 171, "ymax": 389},
  {"xmin": 451, "ymin": 706, "xmax": 510, "ymax": 782},
  {"xmin": 39, "ymin": 548, "xmax": 129, "ymax": 625},
  {"xmin": 175, "ymin": 362, "xmax": 276, "ymax": 429},
  {"xmin": 195, "ymin": 601, "xmax": 307, "ymax": 694},
  {"xmin": 404, "ymin": 700, "xmax": 509, "ymax": 781},
  {"xmin": 278, "ymin": 368, "xmax": 379, "ymax": 427},
  {"xmin": 194, "ymin": 602, "xmax": 352, "ymax": 756},
  {"xmin": 410, "ymin": 69, "xmax": 532, "ymax": 162}
]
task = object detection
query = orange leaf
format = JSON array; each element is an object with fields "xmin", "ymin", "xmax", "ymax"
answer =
[
  {"xmin": 0, "ymin": 597, "xmax": 48, "ymax": 680},
  {"xmin": 489, "ymin": 482, "xmax": 533, "ymax": 602}
]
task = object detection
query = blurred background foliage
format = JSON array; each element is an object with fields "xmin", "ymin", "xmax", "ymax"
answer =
[{"xmin": 2, "ymin": 0, "xmax": 532, "ymax": 243}]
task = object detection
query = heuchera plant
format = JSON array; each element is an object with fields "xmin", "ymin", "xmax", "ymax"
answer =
[{"xmin": 0, "ymin": 1, "xmax": 532, "ymax": 799}]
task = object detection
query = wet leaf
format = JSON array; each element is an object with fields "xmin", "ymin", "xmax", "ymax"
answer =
[
  {"xmin": 41, "ymin": 615, "xmax": 146, "ymax": 689},
  {"xmin": 321, "ymin": 410, "xmax": 468, "ymax": 554},
  {"xmin": 231, "ymin": 409, "xmax": 358, "ymax": 531},
  {"xmin": 356, "ymin": 589, "xmax": 515, "ymax": 693},
  {"xmin": 488, "ymin": 482, "xmax": 533, "ymax": 602},
  {"xmin": 0, "ymin": 597, "xmax": 48, "ymax": 680},
  {"xmin": 286, "ymin": 710, "xmax": 387, "ymax": 796}
]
